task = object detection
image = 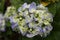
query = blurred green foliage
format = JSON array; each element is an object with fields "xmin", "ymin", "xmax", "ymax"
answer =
[
  {"xmin": 10, "ymin": 0, "xmax": 41, "ymax": 9},
  {"xmin": 0, "ymin": 0, "xmax": 5, "ymax": 12}
]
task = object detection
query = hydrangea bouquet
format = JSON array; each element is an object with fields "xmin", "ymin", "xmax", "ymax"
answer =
[{"xmin": 4, "ymin": 2, "xmax": 53, "ymax": 38}]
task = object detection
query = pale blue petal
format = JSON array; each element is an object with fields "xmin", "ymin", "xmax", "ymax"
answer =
[
  {"xmin": 18, "ymin": 7, "xmax": 22, "ymax": 12},
  {"xmin": 20, "ymin": 28, "xmax": 27, "ymax": 36},
  {"xmin": 18, "ymin": 3, "xmax": 27, "ymax": 12},
  {"xmin": 22, "ymin": 3, "xmax": 27, "ymax": 9},
  {"xmin": 29, "ymin": 2, "xmax": 36, "ymax": 9},
  {"xmin": 22, "ymin": 3, "xmax": 28, "ymax": 11},
  {"xmin": 11, "ymin": 22, "xmax": 18, "ymax": 29},
  {"xmin": 29, "ymin": 2, "xmax": 36, "ymax": 13},
  {"xmin": 36, "ymin": 27, "xmax": 43, "ymax": 33},
  {"xmin": 9, "ymin": 16, "xmax": 18, "ymax": 29},
  {"xmin": 45, "ymin": 25, "xmax": 53, "ymax": 31},
  {"xmin": 26, "ymin": 33, "xmax": 36, "ymax": 38}
]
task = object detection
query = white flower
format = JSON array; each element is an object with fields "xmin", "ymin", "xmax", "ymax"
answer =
[
  {"xmin": 5, "ymin": 6, "xmax": 16, "ymax": 18},
  {"xmin": 17, "ymin": 2, "xmax": 53, "ymax": 38},
  {"xmin": 29, "ymin": 2, "xmax": 36, "ymax": 13},
  {"xmin": 5, "ymin": 2, "xmax": 53, "ymax": 38},
  {"xmin": 37, "ymin": 4, "xmax": 48, "ymax": 10},
  {"xmin": 0, "ymin": 14, "xmax": 5, "ymax": 31}
]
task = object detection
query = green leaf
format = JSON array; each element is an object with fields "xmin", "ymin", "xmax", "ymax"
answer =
[
  {"xmin": 44, "ymin": 31, "xmax": 60, "ymax": 40},
  {"xmin": 47, "ymin": 3, "xmax": 56, "ymax": 16},
  {"xmin": 21, "ymin": 36, "xmax": 33, "ymax": 40}
]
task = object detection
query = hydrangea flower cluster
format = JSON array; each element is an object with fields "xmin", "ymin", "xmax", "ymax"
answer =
[
  {"xmin": 5, "ymin": 2, "xmax": 53, "ymax": 38},
  {"xmin": 0, "ymin": 13, "xmax": 5, "ymax": 31}
]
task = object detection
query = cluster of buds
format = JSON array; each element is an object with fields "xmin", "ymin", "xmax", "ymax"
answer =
[{"xmin": 4, "ymin": 2, "xmax": 53, "ymax": 38}]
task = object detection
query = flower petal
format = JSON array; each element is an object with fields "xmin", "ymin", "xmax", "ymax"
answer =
[
  {"xmin": 11, "ymin": 22, "xmax": 18, "ymax": 29},
  {"xmin": 0, "ymin": 14, "xmax": 5, "ymax": 31},
  {"xmin": 26, "ymin": 33, "xmax": 36, "ymax": 38},
  {"xmin": 29, "ymin": 2, "xmax": 36, "ymax": 13}
]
